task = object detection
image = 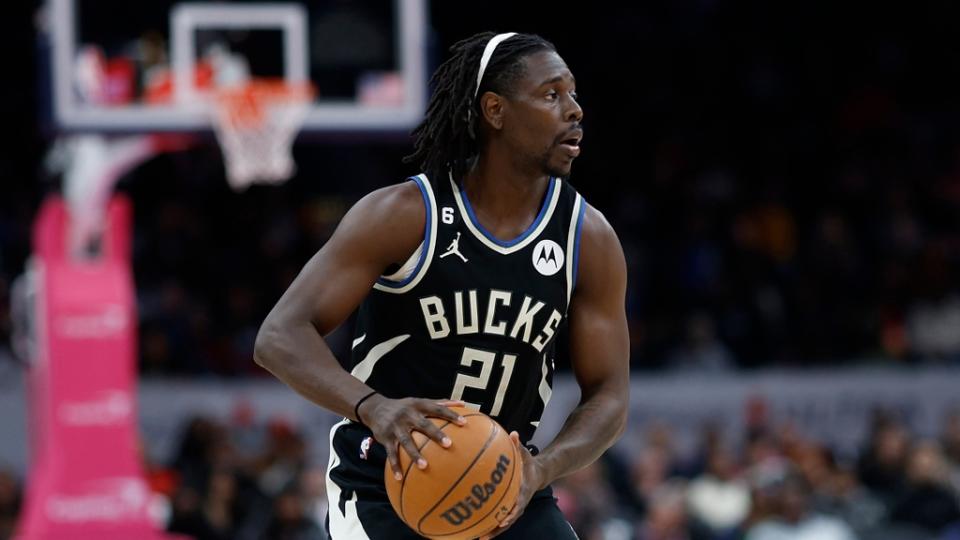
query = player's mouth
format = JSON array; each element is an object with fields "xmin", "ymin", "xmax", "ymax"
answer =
[{"xmin": 557, "ymin": 129, "xmax": 583, "ymax": 158}]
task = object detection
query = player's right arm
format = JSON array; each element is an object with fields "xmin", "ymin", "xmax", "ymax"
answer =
[{"xmin": 254, "ymin": 180, "xmax": 464, "ymax": 479}]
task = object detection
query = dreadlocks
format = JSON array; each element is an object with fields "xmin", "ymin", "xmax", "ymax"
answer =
[{"xmin": 403, "ymin": 32, "xmax": 556, "ymax": 186}]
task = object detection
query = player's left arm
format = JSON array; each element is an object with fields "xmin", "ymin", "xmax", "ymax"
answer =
[
  {"xmin": 488, "ymin": 205, "xmax": 629, "ymax": 536},
  {"xmin": 534, "ymin": 203, "xmax": 630, "ymax": 484}
]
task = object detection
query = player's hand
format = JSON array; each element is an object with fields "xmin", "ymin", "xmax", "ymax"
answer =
[
  {"xmin": 357, "ymin": 395, "xmax": 467, "ymax": 480},
  {"xmin": 480, "ymin": 431, "xmax": 544, "ymax": 539}
]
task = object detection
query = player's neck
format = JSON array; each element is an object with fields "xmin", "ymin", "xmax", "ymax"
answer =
[{"xmin": 462, "ymin": 155, "xmax": 550, "ymax": 226}]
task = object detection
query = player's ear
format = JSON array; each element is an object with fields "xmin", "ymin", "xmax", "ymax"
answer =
[{"xmin": 478, "ymin": 92, "xmax": 505, "ymax": 131}]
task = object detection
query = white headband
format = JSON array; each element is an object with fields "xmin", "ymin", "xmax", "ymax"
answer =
[{"xmin": 474, "ymin": 32, "xmax": 517, "ymax": 99}]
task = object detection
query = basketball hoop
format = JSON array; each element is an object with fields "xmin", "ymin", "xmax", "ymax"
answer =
[{"xmin": 210, "ymin": 79, "xmax": 314, "ymax": 191}]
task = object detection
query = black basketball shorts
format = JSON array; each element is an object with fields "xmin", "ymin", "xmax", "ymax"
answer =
[{"xmin": 324, "ymin": 420, "xmax": 579, "ymax": 539}]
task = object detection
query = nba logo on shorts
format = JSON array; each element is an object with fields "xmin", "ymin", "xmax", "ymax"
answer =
[
  {"xmin": 359, "ymin": 436, "xmax": 373, "ymax": 460},
  {"xmin": 532, "ymin": 239, "xmax": 564, "ymax": 276}
]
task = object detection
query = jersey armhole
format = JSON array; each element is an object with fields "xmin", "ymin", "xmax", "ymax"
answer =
[
  {"xmin": 373, "ymin": 174, "xmax": 437, "ymax": 294},
  {"xmin": 565, "ymin": 194, "xmax": 587, "ymax": 308}
]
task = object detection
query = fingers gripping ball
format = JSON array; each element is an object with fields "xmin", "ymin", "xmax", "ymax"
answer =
[{"xmin": 385, "ymin": 406, "xmax": 522, "ymax": 539}]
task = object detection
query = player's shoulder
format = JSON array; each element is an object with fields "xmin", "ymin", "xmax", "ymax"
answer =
[
  {"xmin": 579, "ymin": 203, "xmax": 620, "ymax": 251},
  {"xmin": 573, "ymin": 202, "xmax": 626, "ymax": 292},
  {"xmin": 334, "ymin": 176, "xmax": 429, "ymax": 263},
  {"xmin": 356, "ymin": 176, "xmax": 428, "ymax": 223},
  {"xmin": 346, "ymin": 175, "xmax": 432, "ymax": 240}
]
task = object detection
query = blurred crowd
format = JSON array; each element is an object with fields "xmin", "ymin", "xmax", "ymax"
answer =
[
  {"xmin": 560, "ymin": 408, "xmax": 960, "ymax": 540},
  {"xmin": 2, "ymin": 406, "xmax": 960, "ymax": 540},
  {"xmin": 155, "ymin": 415, "xmax": 329, "ymax": 540}
]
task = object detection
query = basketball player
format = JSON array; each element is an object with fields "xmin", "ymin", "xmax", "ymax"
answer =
[{"xmin": 255, "ymin": 31, "xmax": 629, "ymax": 539}]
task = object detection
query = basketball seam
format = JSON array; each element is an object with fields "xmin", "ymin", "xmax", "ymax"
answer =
[
  {"xmin": 426, "ymin": 432, "xmax": 522, "ymax": 538},
  {"xmin": 399, "ymin": 414, "xmax": 483, "ymax": 493},
  {"xmin": 415, "ymin": 420, "xmax": 501, "ymax": 535},
  {"xmin": 396, "ymin": 417, "xmax": 458, "ymax": 523}
]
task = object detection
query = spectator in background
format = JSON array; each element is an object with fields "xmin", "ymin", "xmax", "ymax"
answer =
[
  {"xmin": 636, "ymin": 480, "xmax": 691, "ymax": 540},
  {"xmin": 889, "ymin": 441, "xmax": 960, "ymax": 534},
  {"xmin": 633, "ymin": 424, "xmax": 685, "ymax": 503},
  {"xmin": 745, "ymin": 469, "xmax": 858, "ymax": 540},
  {"xmin": 554, "ymin": 460, "xmax": 629, "ymax": 540},
  {"xmin": 259, "ymin": 486, "xmax": 326, "ymax": 540},
  {"xmin": 744, "ymin": 458, "xmax": 786, "ymax": 532},
  {"xmin": 744, "ymin": 429, "xmax": 785, "ymax": 472},
  {"xmin": 0, "ymin": 469, "xmax": 20, "ymax": 540},
  {"xmin": 806, "ymin": 454, "xmax": 885, "ymax": 537},
  {"xmin": 204, "ymin": 467, "xmax": 241, "ymax": 540},
  {"xmin": 163, "ymin": 418, "xmax": 214, "ymax": 534},
  {"xmin": 167, "ymin": 484, "xmax": 206, "ymax": 539},
  {"xmin": 298, "ymin": 467, "xmax": 328, "ymax": 535},
  {"xmin": 171, "ymin": 416, "xmax": 226, "ymax": 492},
  {"xmin": 942, "ymin": 409, "xmax": 960, "ymax": 496},
  {"xmin": 857, "ymin": 412, "xmax": 909, "ymax": 507},
  {"xmin": 600, "ymin": 450, "xmax": 647, "ymax": 518},
  {"xmin": 686, "ymin": 444, "xmax": 750, "ymax": 539},
  {"xmin": 251, "ymin": 419, "xmax": 308, "ymax": 499},
  {"xmin": 167, "ymin": 465, "xmax": 247, "ymax": 540}
]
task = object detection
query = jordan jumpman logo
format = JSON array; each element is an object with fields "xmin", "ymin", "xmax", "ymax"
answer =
[{"xmin": 440, "ymin": 232, "xmax": 468, "ymax": 262}]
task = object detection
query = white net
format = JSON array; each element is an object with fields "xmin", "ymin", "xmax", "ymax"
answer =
[{"xmin": 210, "ymin": 80, "xmax": 314, "ymax": 191}]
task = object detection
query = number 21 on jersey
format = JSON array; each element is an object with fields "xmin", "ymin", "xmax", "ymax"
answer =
[{"xmin": 450, "ymin": 347, "xmax": 516, "ymax": 417}]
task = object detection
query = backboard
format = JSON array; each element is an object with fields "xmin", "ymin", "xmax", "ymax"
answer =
[{"xmin": 42, "ymin": 0, "xmax": 428, "ymax": 132}]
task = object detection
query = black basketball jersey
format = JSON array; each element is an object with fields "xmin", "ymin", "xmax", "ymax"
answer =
[{"xmin": 349, "ymin": 172, "xmax": 586, "ymax": 443}]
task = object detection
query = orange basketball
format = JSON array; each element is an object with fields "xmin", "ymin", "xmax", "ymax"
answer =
[{"xmin": 384, "ymin": 406, "xmax": 522, "ymax": 540}]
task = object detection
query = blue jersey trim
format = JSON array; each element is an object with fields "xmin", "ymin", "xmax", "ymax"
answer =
[
  {"xmin": 376, "ymin": 176, "xmax": 432, "ymax": 288},
  {"xmin": 572, "ymin": 200, "xmax": 586, "ymax": 287},
  {"xmin": 459, "ymin": 178, "xmax": 557, "ymax": 248}
]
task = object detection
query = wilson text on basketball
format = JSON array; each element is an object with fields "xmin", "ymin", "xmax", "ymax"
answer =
[{"xmin": 438, "ymin": 453, "xmax": 512, "ymax": 526}]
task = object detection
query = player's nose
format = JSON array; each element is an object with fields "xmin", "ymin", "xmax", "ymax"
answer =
[{"xmin": 563, "ymin": 95, "xmax": 583, "ymax": 123}]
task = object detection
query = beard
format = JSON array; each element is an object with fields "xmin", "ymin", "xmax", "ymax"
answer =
[{"xmin": 539, "ymin": 148, "xmax": 573, "ymax": 180}]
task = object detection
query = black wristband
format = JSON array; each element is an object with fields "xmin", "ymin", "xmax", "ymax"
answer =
[{"xmin": 353, "ymin": 390, "xmax": 380, "ymax": 427}]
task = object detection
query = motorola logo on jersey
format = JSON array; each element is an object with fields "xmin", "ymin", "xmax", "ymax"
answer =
[{"xmin": 532, "ymin": 239, "xmax": 564, "ymax": 276}]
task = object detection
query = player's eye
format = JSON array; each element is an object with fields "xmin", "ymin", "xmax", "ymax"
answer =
[
  {"xmin": 570, "ymin": 91, "xmax": 579, "ymax": 101},
  {"xmin": 546, "ymin": 90, "xmax": 558, "ymax": 101}
]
